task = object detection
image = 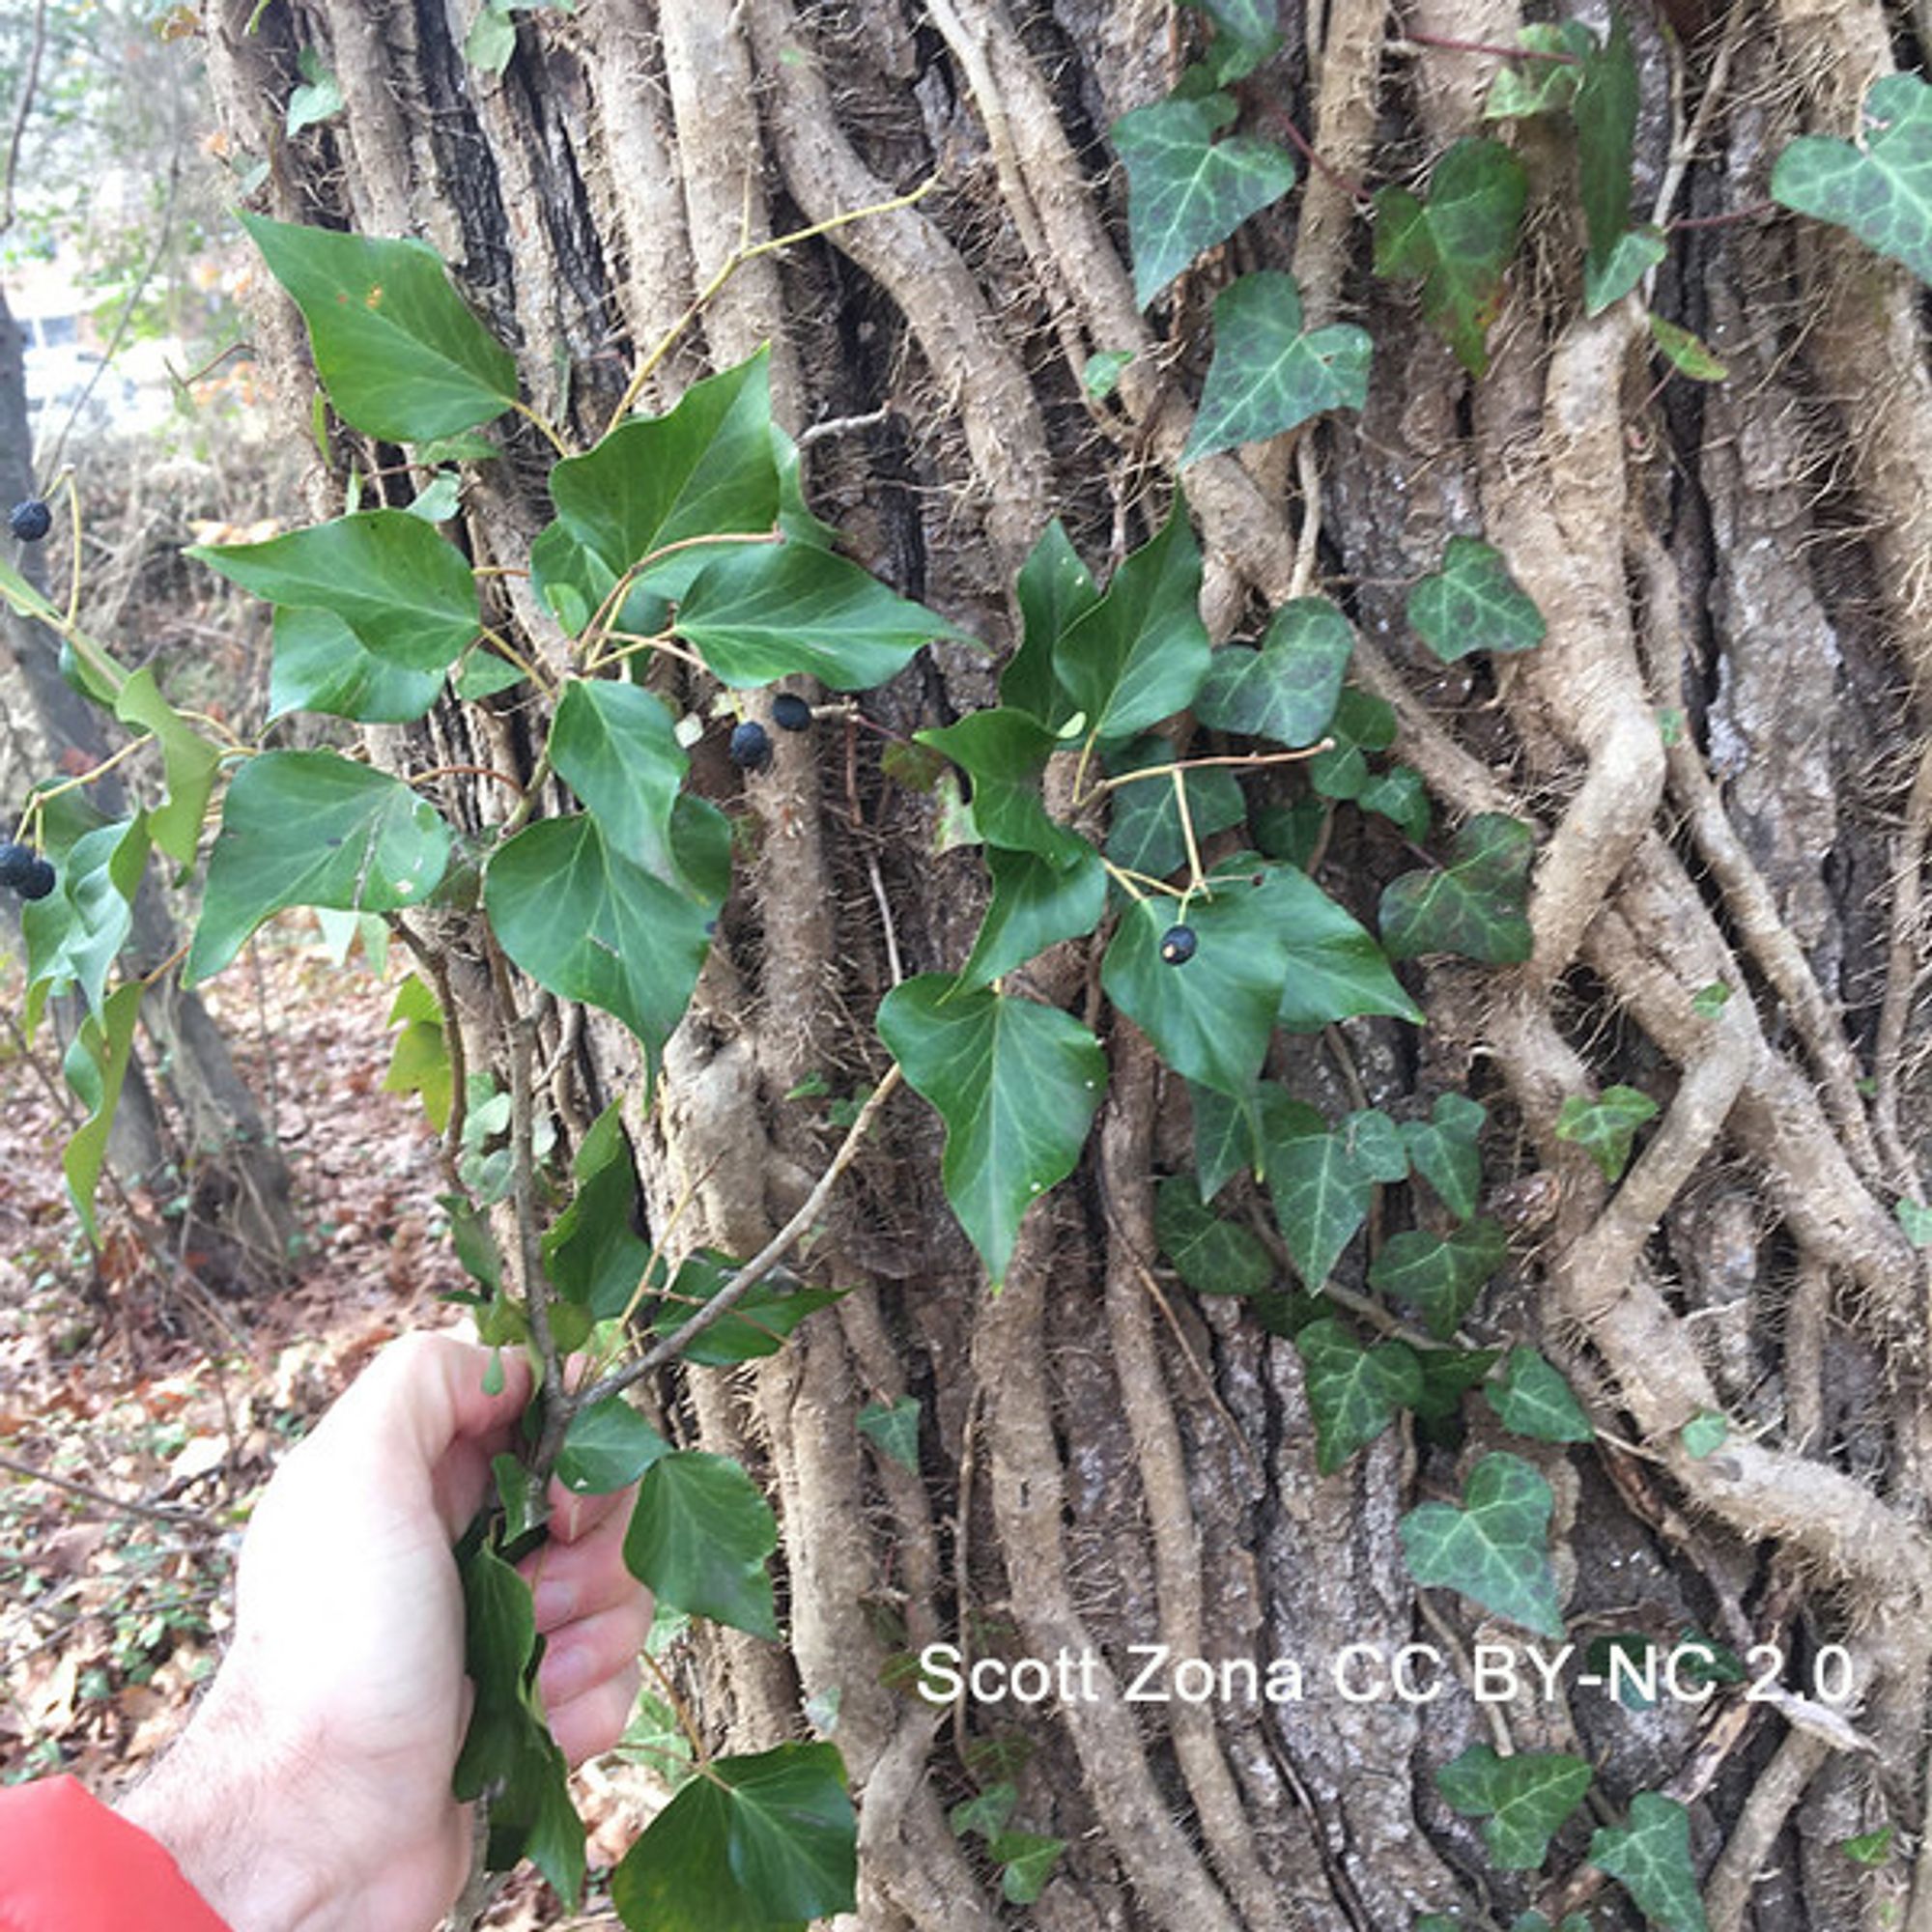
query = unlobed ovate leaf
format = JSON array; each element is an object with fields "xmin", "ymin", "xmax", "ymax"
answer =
[
  {"xmin": 61, "ymin": 981, "xmax": 141, "ymax": 1240},
  {"xmin": 1114, "ymin": 90, "xmax": 1297, "ymax": 307},
  {"xmin": 918, "ymin": 708, "xmax": 1076, "ymax": 863},
  {"xmin": 1435, "ymin": 1743, "xmax": 1592, "ymax": 1869},
  {"xmin": 1195, "ymin": 596, "xmax": 1352, "ymax": 747},
  {"xmin": 648, "ymin": 1251, "xmax": 844, "ymax": 1365},
  {"xmin": 1589, "ymin": 1792, "xmax": 1711, "ymax": 1932},
  {"xmin": 1406, "ymin": 538, "xmax": 1546, "ymax": 663},
  {"xmin": 240, "ymin": 213, "xmax": 518, "ymax": 440},
  {"xmin": 1575, "ymin": 11, "xmax": 1638, "ymax": 272},
  {"xmin": 111, "ymin": 670, "xmax": 219, "ymax": 868},
  {"xmin": 189, "ymin": 508, "xmax": 479, "ymax": 673},
  {"xmin": 1773, "ymin": 73, "xmax": 1932, "ymax": 289},
  {"xmin": 1254, "ymin": 865, "xmax": 1423, "ymax": 1032},
  {"xmin": 857, "ymin": 1397, "xmax": 923, "ymax": 1473},
  {"xmin": 1181, "ymin": 270, "xmax": 1372, "ymax": 465},
  {"xmin": 958, "ymin": 843, "xmax": 1107, "ymax": 988},
  {"xmin": 188, "ymin": 752, "xmax": 451, "ymax": 982},
  {"xmin": 22, "ymin": 818, "xmax": 148, "ymax": 1027},
  {"xmin": 1487, "ymin": 1347, "xmax": 1594, "ymax": 1443},
  {"xmin": 610, "ymin": 1741, "xmax": 856, "ymax": 1932},
  {"xmin": 268, "ymin": 605, "xmax": 443, "ymax": 724},
  {"xmin": 1055, "ymin": 495, "xmax": 1211, "ymax": 743},
  {"xmin": 677, "ymin": 540, "xmax": 960, "ymax": 690},
  {"xmin": 1483, "ymin": 22, "xmax": 1594, "ymax": 120},
  {"xmin": 878, "ymin": 976, "xmax": 1106, "ymax": 1284},
  {"xmin": 625, "ymin": 1450, "xmax": 780, "ymax": 1638},
  {"xmin": 1379, "ymin": 812, "xmax": 1535, "ymax": 964},
  {"xmin": 542, "ymin": 1100, "xmax": 651, "ymax": 1319},
  {"xmin": 1105, "ymin": 741, "xmax": 1246, "ymax": 881},
  {"xmin": 1373, "ymin": 138, "xmax": 1527, "ymax": 376},
  {"xmin": 1307, "ymin": 687, "xmax": 1397, "ymax": 799},
  {"xmin": 1402, "ymin": 1093, "xmax": 1487, "ymax": 1219},
  {"xmin": 1005, "ymin": 519, "xmax": 1098, "ymax": 724},
  {"xmin": 1400, "ymin": 1450, "xmax": 1565, "ymax": 1637},
  {"xmin": 1584, "ymin": 224, "xmax": 1667, "ymax": 315},
  {"xmin": 1264, "ymin": 1101, "xmax": 1375, "ymax": 1290},
  {"xmin": 1193, "ymin": 1079, "xmax": 1264, "ymax": 1199},
  {"xmin": 1369, "ymin": 1218, "xmax": 1508, "ymax": 1338},
  {"xmin": 1554, "ymin": 1084, "xmax": 1660, "ymax": 1181},
  {"xmin": 1649, "ymin": 314, "xmax": 1729, "ymax": 381},
  {"xmin": 485, "ymin": 816, "xmax": 714, "ymax": 1071},
  {"xmin": 1295, "ymin": 1318, "xmax": 1424, "ymax": 1473},
  {"xmin": 1155, "ymin": 1175, "xmax": 1274, "ymax": 1294},
  {"xmin": 547, "ymin": 680, "xmax": 689, "ymax": 886},
  {"xmin": 557, "ymin": 1395, "xmax": 672, "ymax": 1494}
]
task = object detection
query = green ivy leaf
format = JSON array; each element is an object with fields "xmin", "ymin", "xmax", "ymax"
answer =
[
  {"xmin": 1410, "ymin": 1344, "xmax": 1505, "ymax": 1423},
  {"xmin": 557, "ymin": 1396, "xmax": 672, "ymax": 1494},
  {"xmin": 1155, "ymin": 1175, "xmax": 1274, "ymax": 1294},
  {"xmin": 1296, "ymin": 1318, "xmax": 1424, "ymax": 1473},
  {"xmin": 919, "ymin": 708, "xmax": 1076, "ymax": 863},
  {"xmin": 1307, "ymin": 687, "xmax": 1397, "ymax": 800},
  {"xmin": 61, "ymin": 981, "xmax": 141, "ymax": 1240},
  {"xmin": 625, "ymin": 1451, "xmax": 780, "ymax": 1638},
  {"xmin": 1589, "ymin": 1793, "xmax": 1710, "ymax": 1932},
  {"xmin": 1379, "ymin": 812, "xmax": 1535, "ymax": 964},
  {"xmin": 1773, "ymin": 73, "xmax": 1932, "ymax": 290},
  {"xmin": 111, "ymin": 671, "xmax": 220, "ymax": 869},
  {"xmin": 240, "ymin": 213, "xmax": 518, "ymax": 440},
  {"xmin": 189, "ymin": 509, "xmax": 479, "ymax": 673},
  {"xmin": 1357, "ymin": 764, "xmax": 1432, "ymax": 841},
  {"xmin": 541, "ymin": 1101, "xmax": 651, "ymax": 1319},
  {"xmin": 611, "ymin": 1741, "xmax": 856, "ymax": 1932},
  {"xmin": 1254, "ymin": 795, "xmax": 1325, "ymax": 869},
  {"xmin": 1369, "ymin": 1219, "xmax": 1508, "ymax": 1339},
  {"xmin": 188, "ymin": 753, "xmax": 451, "ymax": 981},
  {"xmin": 1179, "ymin": 0, "xmax": 1282, "ymax": 82},
  {"xmin": 1483, "ymin": 23, "xmax": 1594, "ymax": 120},
  {"xmin": 1575, "ymin": 12, "xmax": 1638, "ymax": 272},
  {"xmin": 1373, "ymin": 139, "xmax": 1527, "ymax": 376},
  {"xmin": 1406, "ymin": 538, "xmax": 1546, "ymax": 663},
  {"xmin": 1648, "ymin": 314, "xmax": 1729, "ymax": 382},
  {"xmin": 465, "ymin": 2, "xmax": 519, "ymax": 74},
  {"xmin": 959, "ymin": 844, "xmax": 1108, "ymax": 988},
  {"xmin": 991, "ymin": 1832, "xmax": 1067, "ymax": 1906},
  {"xmin": 1435, "ymin": 1743, "xmax": 1592, "ymax": 1870},
  {"xmin": 648, "ymin": 1252, "xmax": 845, "ymax": 1365},
  {"xmin": 1400, "ymin": 1450, "xmax": 1565, "ymax": 1637},
  {"xmin": 878, "ymin": 976, "xmax": 1106, "ymax": 1284},
  {"xmin": 1192, "ymin": 1079, "xmax": 1264, "ymax": 1199},
  {"xmin": 1690, "ymin": 980, "xmax": 1733, "ymax": 1019},
  {"xmin": 1114, "ymin": 91, "xmax": 1297, "ymax": 307},
  {"xmin": 286, "ymin": 45, "xmax": 344, "ymax": 133},
  {"xmin": 1255, "ymin": 865, "xmax": 1424, "ymax": 1031},
  {"xmin": 1554, "ymin": 1084, "xmax": 1660, "ymax": 1181},
  {"xmin": 1083, "ymin": 348, "xmax": 1135, "ymax": 399},
  {"xmin": 384, "ymin": 976, "xmax": 452, "ymax": 1130},
  {"xmin": 1105, "ymin": 740, "xmax": 1246, "ymax": 880},
  {"xmin": 267, "ymin": 606, "xmax": 443, "ymax": 724},
  {"xmin": 22, "ymin": 818, "xmax": 148, "ymax": 1026},
  {"xmin": 1840, "ymin": 1827, "xmax": 1894, "ymax": 1867},
  {"xmin": 547, "ymin": 681, "xmax": 690, "ymax": 889},
  {"xmin": 1680, "ymin": 1410, "xmax": 1729, "ymax": 1459},
  {"xmin": 1402, "ymin": 1093, "xmax": 1486, "ymax": 1220},
  {"xmin": 1895, "ymin": 1198, "xmax": 1932, "ymax": 1246},
  {"xmin": 1583, "ymin": 224, "xmax": 1666, "ymax": 316},
  {"xmin": 1005, "ymin": 519, "xmax": 1099, "ymax": 724},
  {"xmin": 1487, "ymin": 1347, "xmax": 1594, "ymax": 1443},
  {"xmin": 454, "ymin": 1538, "xmax": 585, "ymax": 1906},
  {"xmin": 1264, "ymin": 1099, "xmax": 1375, "ymax": 1290},
  {"xmin": 1181, "ymin": 270, "xmax": 1371, "ymax": 464},
  {"xmin": 1054, "ymin": 495, "xmax": 1211, "ymax": 744},
  {"xmin": 857, "ymin": 1397, "xmax": 923, "ymax": 1473},
  {"xmin": 1194, "ymin": 596, "xmax": 1353, "ymax": 747},
  {"xmin": 484, "ymin": 816, "xmax": 713, "ymax": 1070}
]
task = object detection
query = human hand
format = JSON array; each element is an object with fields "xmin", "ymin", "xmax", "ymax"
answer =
[{"xmin": 121, "ymin": 1332, "xmax": 651, "ymax": 1932}]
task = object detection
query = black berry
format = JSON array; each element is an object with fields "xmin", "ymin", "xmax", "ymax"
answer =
[
  {"xmin": 729, "ymin": 720, "xmax": 773, "ymax": 772},
  {"xmin": 9, "ymin": 499, "xmax": 51, "ymax": 543},
  {"xmin": 1159, "ymin": 923, "xmax": 1198, "ymax": 965},
  {"xmin": 14, "ymin": 857, "xmax": 55, "ymax": 901},
  {"xmin": 0, "ymin": 841, "xmax": 34, "ymax": 890},
  {"xmin": 772, "ymin": 693, "xmax": 812, "ymax": 732}
]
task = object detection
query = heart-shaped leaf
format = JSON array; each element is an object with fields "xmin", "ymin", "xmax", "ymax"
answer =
[
  {"xmin": 547, "ymin": 680, "xmax": 689, "ymax": 887},
  {"xmin": 1773, "ymin": 74, "xmax": 1932, "ymax": 288},
  {"xmin": 267, "ymin": 606, "xmax": 443, "ymax": 724},
  {"xmin": 1435, "ymin": 1743, "xmax": 1592, "ymax": 1869},
  {"xmin": 1295, "ymin": 1318, "xmax": 1424, "ymax": 1473},
  {"xmin": 1194, "ymin": 596, "xmax": 1353, "ymax": 747},
  {"xmin": 1554, "ymin": 1084, "xmax": 1660, "ymax": 1181},
  {"xmin": 1379, "ymin": 812, "xmax": 1535, "ymax": 964},
  {"xmin": 625, "ymin": 1450, "xmax": 780, "ymax": 1638},
  {"xmin": 1406, "ymin": 538, "xmax": 1546, "ymax": 663},
  {"xmin": 1402, "ymin": 1093, "xmax": 1487, "ymax": 1219},
  {"xmin": 857, "ymin": 1397, "xmax": 923, "ymax": 1474},
  {"xmin": 1264, "ymin": 1098, "xmax": 1375, "ymax": 1289},
  {"xmin": 1400, "ymin": 1450, "xmax": 1565, "ymax": 1636},
  {"xmin": 542, "ymin": 1101, "xmax": 651, "ymax": 1320},
  {"xmin": 1368, "ymin": 1219, "xmax": 1508, "ymax": 1338},
  {"xmin": 1155, "ymin": 1175, "xmax": 1274, "ymax": 1294},
  {"xmin": 557, "ymin": 1396, "xmax": 672, "ymax": 1494},
  {"xmin": 1589, "ymin": 1792, "xmax": 1710, "ymax": 1932},
  {"xmin": 1486, "ymin": 1347, "xmax": 1594, "ymax": 1443}
]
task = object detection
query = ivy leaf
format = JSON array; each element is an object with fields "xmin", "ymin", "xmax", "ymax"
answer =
[
  {"xmin": 1895, "ymin": 1198, "xmax": 1932, "ymax": 1246},
  {"xmin": 919, "ymin": 708, "xmax": 1076, "ymax": 863},
  {"xmin": 648, "ymin": 1252, "xmax": 845, "ymax": 1365},
  {"xmin": 959, "ymin": 844, "xmax": 1107, "ymax": 988},
  {"xmin": 1379, "ymin": 812, "xmax": 1535, "ymax": 964},
  {"xmin": 1406, "ymin": 538, "xmax": 1546, "ymax": 663},
  {"xmin": 188, "ymin": 753, "xmax": 451, "ymax": 981},
  {"xmin": 1575, "ymin": 12, "xmax": 1638, "ymax": 273},
  {"xmin": 1402, "ymin": 1093, "xmax": 1486, "ymax": 1219},
  {"xmin": 1649, "ymin": 314, "xmax": 1729, "ymax": 382},
  {"xmin": 542, "ymin": 1101, "xmax": 651, "ymax": 1320},
  {"xmin": 1264, "ymin": 1100, "xmax": 1375, "ymax": 1289},
  {"xmin": 485, "ymin": 817, "xmax": 714, "ymax": 1071},
  {"xmin": 1181, "ymin": 270, "xmax": 1371, "ymax": 464},
  {"xmin": 858, "ymin": 1397, "xmax": 923, "ymax": 1474},
  {"xmin": 1435, "ymin": 1744, "xmax": 1592, "ymax": 1870},
  {"xmin": 1373, "ymin": 138, "xmax": 1527, "ymax": 376},
  {"xmin": 1255, "ymin": 865, "xmax": 1423, "ymax": 1032},
  {"xmin": 1368, "ymin": 1219, "xmax": 1508, "ymax": 1338},
  {"xmin": 1772, "ymin": 75, "xmax": 1932, "ymax": 289},
  {"xmin": 625, "ymin": 1451, "xmax": 780, "ymax": 1639},
  {"xmin": 1483, "ymin": 23, "xmax": 1594, "ymax": 120},
  {"xmin": 1155, "ymin": 1175, "xmax": 1274, "ymax": 1294},
  {"xmin": 1584, "ymin": 224, "xmax": 1667, "ymax": 315},
  {"xmin": 1554, "ymin": 1085, "xmax": 1660, "ymax": 1181},
  {"xmin": 611, "ymin": 1742, "xmax": 856, "ymax": 1932},
  {"xmin": 1255, "ymin": 796, "xmax": 1325, "ymax": 869},
  {"xmin": 267, "ymin": 606, "xmax": 442, "ymax": 724},
  {"xmin": 1680, "ymin": 1410, "xmax": 1729, "ymax": 1460},
  {"xmin": 547, "ymin": 680, "xmax": 690, "ymax": 889},
  {"xmin": 1194, "ymin": 596, "xmax": 1353, "ymax": 747},
  {"xmin": 1486, "ymin": 1347, "xmax": 1594, "ymax": 1443},
  {"xmin": 1113, "ymin": 91, "xmax": 1297, "ymax": 306},
  {"xmin": 111, "ymin": 670, "xmax": 219, "ymax": 869},
  {"xmin": 1054, "ymin": 495, "xmax": 1211, "ymax": 744},
  {"xmin": 61, "ymin": 982, "xmax": 141, "ymax": 1241},
  {"xmin": 1307, "ymin": 688, "xmax": 1397, "ymax": 800},
  {"xmin": 1840, "ymin": 1827, "xmax": 1894, "ymax": 1867},
  {"xmin": 1344, "ymin": 1107, "xmax": 1409, "ymax": 1183},
  {"xmin": 1589, "ymin": 1793, "xmax": 1711, "ymax": 1932},
  {"xmin": 1358, "ymin": 764, "xmax": 1432, "ymax": 841},
  {"xmin": 1193, "ymin": 1079, "xmax": 1264, "ymax": 1199},
  {"xmin": 557, "ymin": 1396, "xmax": 672, "ymax": 1495},
  {"xmin": 1410, "ymin": 1344, "xmax": 1505, "ymax": 1423},
  {"xmin": 1180, "ymin": 0, "xmax": 1282, "ymax": 82},
  {"xmin": 286, "ymin": 45, "xmax": 344, "ymax": 134},
  {"xmin": 1005, "ymin": 519, "xmax": 1098, "ymax": 724},
  {"xmin": 22, "ymin": 818, "xmax": 148, "ymax": 1025},
  {"xmin": 990, "ymin": 1832, "xmax": 1067, "ymax": 1906},
  {"xmin": 1105, "ymin": 740, "xmax": 1246, "ymax": 880},
  {"xmin": 677, "ymin": 541, "xmax": 960, "ymax": 690},
  {"xmin": 878, "ymin": 977, "xmax": 1106, "ymax": 1285},
  {"xmin": 1296, "ymin": 1319, "xmax": 1424, "ymax": 1473},
  {"xmin": 1400, "ymin": 1450, "xmax": 1565, "ymax": 1637},
  {"xmin": 240, "ymin": 213, "xmax": 518, "ymax": 440}
]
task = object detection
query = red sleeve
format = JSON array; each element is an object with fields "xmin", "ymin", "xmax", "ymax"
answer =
[{"xmin": 0, "ymin": 1776, "xmax": 231, "ymax": 1932}]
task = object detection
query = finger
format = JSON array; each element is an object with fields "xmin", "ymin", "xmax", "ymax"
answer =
[
  {"xmin": 543, "ymin": 1471, "xmax": 637, "ymax": 1544},
  {"xmin": 538, "ymin": 1600, "xmax": 652, "ymax": 1710},
  {"xmin": 523, "ymin": 1488, "xmax": 643, "ymax": 1631},
  {"xmin": 549, "ymin": 1662, "xmax": 643, "ymax": 1768}
]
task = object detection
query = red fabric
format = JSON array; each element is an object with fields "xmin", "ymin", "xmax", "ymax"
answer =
[{"xmin": 0, "ymin": 1776, "xmax": 230, "ymax": 1932}]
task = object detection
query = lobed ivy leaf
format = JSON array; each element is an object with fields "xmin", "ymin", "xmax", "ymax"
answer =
[
  {"xmin": 1409, "ymin": 1343, "xmax": 1505, "ymax": 1423},
  {"xmin": 240, "ymin": 213, "xmax": 519, "ymax": 440},
  {"xmin": 1345, "ymin": 1107, "xmax": 1410, "ymax": 1183},
  {"xmin": 1308, "ymin": 688, "xmax": 1397, "ymax": 800},
  {"xmin": 188, "ymin": 752, "xmax": 451, "ymax": 982},
  {"xmin": 1772, "ymin": 73, "xmax": 1932, "ymax": 291},
  {"xmin": 542, "ymin": 1101, "xmax": 651, "ymax": 1320},
  {"xmin": 625, "ymin": 1450, "xmax": 780, "ymax": 1639},
  {"xmin": 1083, "ymin": 348, "xmax": 1135, "ymax": 399},
  {"xmin": 1105, "ymin": 740, "xmax": 1246, "ymax": 881},
  {"xmin": 1400, "ymin": 1450, "xmax": 1565, "ymax": 1637},
  {"xmin": 557, "ymin": 1396, "xmax": 672, "ymax": 1495},
  {"xmin": 1255, "ymin": 795, "xmax": 1325, "ymax": 869},
  {"xmin": 958, "ymin": 843, "xmax": 1107, "ymax": 988},
  {"xmin": 611, "ymin": 1741, "xmax": 856, "ymax": 1932},
  {"xmin": 878, "ymin": 976, "xmax": 1106, "ymax": 1285},
  {"xmin": 1005, "ymin": 519, "xmax": 1099, "ymax": 724},
  {"xmin": 1373, "ymin": 139, "xmax": 1527, "ymax": 376},
  {"xmin": 1483, "ymin": 23, "xmax": 1594, "ymax": 121},
  {"xmin": 1406, "ymin": 538, "xmax": 1546, "ymax": 663},
  {"xmin": 1379, "ymin": 812, "xmax": 1535, "ymax": 964},
  {"xmin": 1181, "ymin": 270, "xmax": 1371, "ymax": 465},
  {"xmin": 1368, "ymin": 1219, "xmax": 1508, "ymax": 1338},
  {"xmin": 1588, "ymin": 1793, "xmax": 1710, "ymax": 1932},
  {"xmin": 1435, "ymin": 1744, "xmax": 1592, "ymax": 1870},
  {"xmin": 1180, "ymin": 0, "xmax": 1282, "ymax": 82},
  {"xmin": 1113, "ymin": 91, "xmax": 1297, "ymax": 307},
  {"xmin": 857, "ymin": 1397, "xmax": 923, "ymax": 1474},
  {"xmin": 1358, "ymin": 764, "xmax": 1432, "ymax": 841},
  {"xmin": 1583, "ymin": 224, "xmax": 1666, "ymax": 316},
  {"xmin": 22, "ymin": 818, "xmax": 148, "ymax": 1028},
  {"xmin": 1295, "ymin": 1318, "xmax": 1424, "ymax": 1473},
  {"xmin": 1840, "ymin": 1827, "xmax": 1894, "ymax": 1867},
  {"xmin": 1193, "ymin": 1079, "xmax": 1264, "ymax": 1199},
  {"xmin": 285, "ymin": 46, "xmax": 343, "ymax": 135},
  {"xmin": 1264, "ymin": 1097, "xmax": 1375, "ymax": 1290},
  {"xmin": 1195, "ymin": 595, "xmax": 1353, "ymax": 747},
  {"xmin": 990, "ymin": 1832, "xmax": 1067, "ymax": 1905},
  {"xmin": 547, "ymin": 680, "xmax": 690, "ymax": 890},
  {"xmin": 1554, "ymin": 1084, "xmax": 1660, "ymax": 1182},
  {"xmin": 1155, "ymin": 1175, "xmax": 1274, "ymax": 1294},
  {"xmin": 919, "ymin": 707, "xmax": 1077, "ymax": 863},
  {"xmin": 1402, "ymin": 1093, "xmax": 1487, "ymax": 1220},
  {"xmin": 1486, "ymin": 1347, "xmax": 1594, "ymax": 1443},
  {"xmin": 648, "ymin": 1252, "xmax": 845, "ymax": 1366},
  {"xmin": 1895, "ymin": 1197, "xmax": 1932, "ymax": 1246},
  {"xmin": 1680, "ymin": 1410, "xmax": 1729, "ymax": 1460},
  {"xmin": 267, "ymin": 606, "xmax": 443, "ymax": 724}
]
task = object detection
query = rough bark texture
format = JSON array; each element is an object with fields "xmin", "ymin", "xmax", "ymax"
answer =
[{"xmin": 201, "ymin": 2, "xmax": 1932, "ymax": 1926}]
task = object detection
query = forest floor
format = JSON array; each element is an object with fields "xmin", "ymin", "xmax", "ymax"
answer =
[{"xmin": 0, "ymin": 919, "xmax": 649, "ymax": 1925}]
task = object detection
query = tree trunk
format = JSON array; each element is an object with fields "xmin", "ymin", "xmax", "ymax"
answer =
[{"xmin": 203, "ymin": 3, "xmax": 1932, "ymax": 1926}]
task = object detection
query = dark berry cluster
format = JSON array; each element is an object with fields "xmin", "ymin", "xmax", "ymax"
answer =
[
  {"xmin": 8, "ymin": 499, "xmax": 51, "ymax": 543},
  {"xmin": 0, "ymin": 841, "xmax": 55, "ymax": 901}
]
